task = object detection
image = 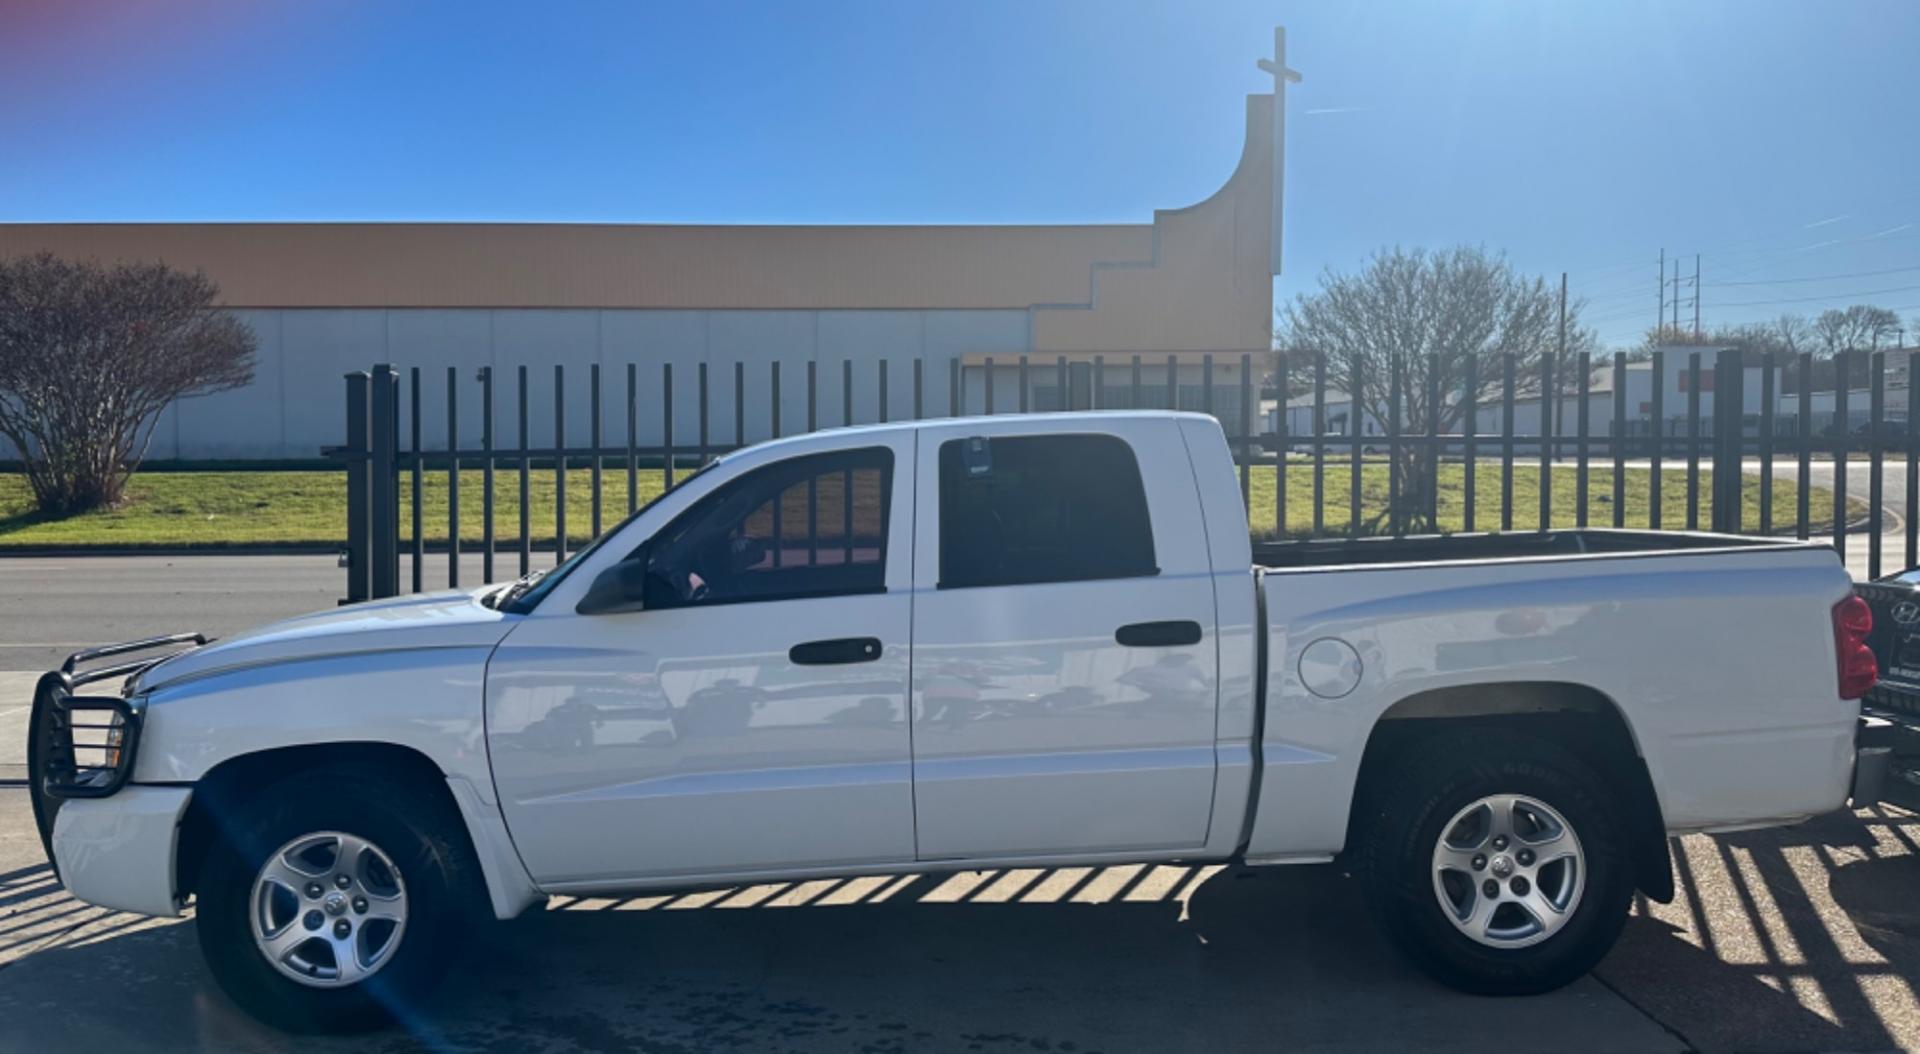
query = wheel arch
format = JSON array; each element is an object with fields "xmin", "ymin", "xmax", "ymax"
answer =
[
  {"xmin": 1350, "ymin": 680, "xmax": 1673, "ymax": 903},
  {"xmin": 174, "ymin": 741, "xmax": 540, "ymax": 919}
]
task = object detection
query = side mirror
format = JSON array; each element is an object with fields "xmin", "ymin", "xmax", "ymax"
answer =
[{"xmin": 575, "ymin": 557, "xmax": 649, "ymax": 616}]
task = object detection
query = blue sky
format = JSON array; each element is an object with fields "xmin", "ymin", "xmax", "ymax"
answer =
[{"xmin": 2, "ymin": 0, "xmax": 1916, "ymax": 348}]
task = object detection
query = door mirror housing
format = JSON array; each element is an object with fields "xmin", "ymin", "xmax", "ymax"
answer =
[{"xmin": 575, "ymin": 556, "xmax": 649, "ymax": 615}]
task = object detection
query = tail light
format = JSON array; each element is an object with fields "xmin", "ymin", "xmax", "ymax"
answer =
[{"xmin": 1833, "ymin": 594, "xmax": 1878, "ymax": 700}]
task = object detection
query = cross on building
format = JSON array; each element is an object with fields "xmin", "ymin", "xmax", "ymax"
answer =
[{"xmin": 1257, "ymin": 26, "xmax": 1302, "ymax": 276}]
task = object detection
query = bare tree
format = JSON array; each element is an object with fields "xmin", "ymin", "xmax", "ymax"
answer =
[
  {"xmin": 1813, "ymin": 304, "xmax": 1901, "ymax": 356},
  {"xmin": 1276, "ymin": 246, "xmax": 1593, "ymax": 532},
  {"xmin": 0, "ymin": 253, "xmax": 256, "ymax": 516},
  {"xmin": 1774, "ymin": 313, "xmax": 1814, "ymax": 356},
  {"xmin": 1635, "ymin": 314, "xmax": 1811, "ymax": 359}
]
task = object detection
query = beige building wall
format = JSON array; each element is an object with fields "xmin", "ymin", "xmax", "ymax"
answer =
[{"xmin": 0, "ymin": 95, "xmax": 1275, "ymax": 458}]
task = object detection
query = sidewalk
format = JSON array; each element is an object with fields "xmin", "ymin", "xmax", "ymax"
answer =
[{"xmin": 0, "ymin": 671, "xmax": 33, "ymax": 780}]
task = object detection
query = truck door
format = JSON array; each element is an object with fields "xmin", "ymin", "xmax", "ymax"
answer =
[
  {"xmin": 909, "ymin": 418, "xmax": 1220, "ymax": 861},
  {"xmin": 486, "ymin": 439, "xmax": 917, "ymax": 886}
]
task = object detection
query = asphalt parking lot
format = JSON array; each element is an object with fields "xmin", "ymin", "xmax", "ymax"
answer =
[
  {"xmin": 5, "ymin": 790, "xmax": 1920, "ymax": 1053},
  {"xmin": 5, "ymin": 555, "xmax": 1920, "ymax": 1052}
]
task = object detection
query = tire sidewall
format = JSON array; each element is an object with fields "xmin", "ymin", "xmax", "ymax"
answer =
[
  {"xmin": 1368, "ymin": 738, "xmax": 1633, "ymax": 995},
  {"xmin": 194, "ymin": 771, "xmax": 466, "ymax": 1032}
]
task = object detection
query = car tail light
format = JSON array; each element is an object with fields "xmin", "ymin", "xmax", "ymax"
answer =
[{"xmin": 1833, "ymin": 594, "xmax": 1877, "ymax": 700}]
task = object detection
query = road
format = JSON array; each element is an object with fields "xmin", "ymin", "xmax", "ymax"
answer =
[
  {"xmin": 0, "ymin": 554, "xmax": 497, "ymax": 778},
  {"xmin": 0, "ymin": 552, "xmax": 503, "ymax": 673},
  {"xmin": 6, "ymin": 554, "xmax": 1920, "ymax": 1050}
]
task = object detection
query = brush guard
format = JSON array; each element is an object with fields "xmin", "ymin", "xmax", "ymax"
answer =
[{"xmin": 27, "ymin": 633, "xmax": 206, "ymax": 878}]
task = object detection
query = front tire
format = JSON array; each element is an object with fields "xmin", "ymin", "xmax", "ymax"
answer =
[
  {"xmin": 193, "ymin": 765, "xmax": 478, "ymax": 1032},
  {"xmin": 1356, "ymin": 728, "xmax": 1633, "ymax": 995}
]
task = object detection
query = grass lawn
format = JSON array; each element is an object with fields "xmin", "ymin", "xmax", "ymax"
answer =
[
  {"xmin": 1243, "ymin": 462, "xmax": 1854, "ymax": 540},
  {"xmin": 0, "ymin": 462, "xmax": 1860, "ymax": 548}
]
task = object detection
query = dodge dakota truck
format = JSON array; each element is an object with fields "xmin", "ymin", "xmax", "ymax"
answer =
[{"xmin": 28, "ymin": 411, "xmax": 1875, "ymax": 1031}]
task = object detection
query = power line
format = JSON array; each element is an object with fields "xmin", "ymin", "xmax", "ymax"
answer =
[
  {"xmin": 1561, "ymin": 203, "xmax": 1920, "ymax": 277},
  {"xmin": 1706, "ymin": 263, "xmax": 1920, "ymax": 288},
  {"xmin": 1708, "ymin": 282, "xmax": 1920, "ymax": 308}
]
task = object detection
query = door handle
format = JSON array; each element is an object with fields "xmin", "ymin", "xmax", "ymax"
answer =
[
  {"xmin": 790, "ymin": 637, "xmax": 884, "ymax": 666},
  {"xmin": 1115, "ymin": 620, "xmax": 1203, "ymax": 648}
]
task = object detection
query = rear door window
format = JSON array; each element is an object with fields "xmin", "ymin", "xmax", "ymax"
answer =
[{"xmin": 937, "ymin": 433, "xmax": 1157, "ymax": 589}]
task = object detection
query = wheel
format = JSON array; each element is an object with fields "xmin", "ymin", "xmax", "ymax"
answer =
[
  {"xmin": 1355, "ymin": 727, "xmax": 1633, "ymax": 995},
  {"xmin": 193, "ymin": 764, "xmax": 480, "ymax": 1032}
]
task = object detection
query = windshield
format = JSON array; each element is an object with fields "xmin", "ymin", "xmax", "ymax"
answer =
[{"xmin": 502, "ymin": 459, "xmax": 719, "ymax": 613}]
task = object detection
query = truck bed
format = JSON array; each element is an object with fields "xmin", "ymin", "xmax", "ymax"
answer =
[{"xmin": 1252, "ymin": 528, "xmax": 1806, "ymax": 571}]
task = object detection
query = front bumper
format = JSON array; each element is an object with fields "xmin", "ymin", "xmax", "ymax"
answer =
[{"xmin": 51, "ymin": 785, "xmax": 193, "ymax": 917}]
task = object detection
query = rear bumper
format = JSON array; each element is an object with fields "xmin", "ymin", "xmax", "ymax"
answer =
[
  {"xmin": 51, "ymin": 785, "xmax": 193, "ymax": 917},
  {"xmin": 1856, "ymin": 709, "xmax": 1920, "ymax": 812}
]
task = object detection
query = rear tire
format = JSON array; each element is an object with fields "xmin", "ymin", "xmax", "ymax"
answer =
[
  {"xmin": 1355, "ymin": 727, "xmax": 1633, "ymax": 995},
  {"xmin": 193, "ymin": 764, "xmax": 479, "ymax": 1032}
]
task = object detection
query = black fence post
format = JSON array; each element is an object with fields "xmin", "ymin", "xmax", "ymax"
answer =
[
  {"xmin": 446, "ymin": 366, "xmax": 460, "ymax": 588},
  {"xmin": 517, "ymin": 366, "xmax": 531, "ymax": 576},
  {"xmin": 1611, "ymin": 352, "xmax": 1626, "ymax": 528},
  {"xmin": 554, "ymin": 364, "xmax": 566, "ymax": 564},
  {"xmin": 1796, "ymin": 353, "xmax": 1812, "ymax": 540},
  {"xmin": 1711, "ymin": 348, "xmax": 1743, "ymax": 534},
  {"xmin": 1501, "ymin": 354, "xmax": 1515, "ymax": 532},
  {"xmin": 625, "ymin": 363, "xmax": 637, "ymax": 513},
  {"xmin": 1311, "ymin": 355, "xmax": 1326, "ymax": 535},
  {"xmin": 481, "ymin": 367, "xmax": 495, "ymax": 584},
  {"xmin": 1241, "ymin": 353, "xmax": 1255, "ymax": 507},
  {"xmin": 1575, "ymin": 352, "xmax": 1590, "ymax": 529},
  {"xmin": 1539, "ymin": 354, "xmax": 1554, "ymax": 530},
  {"xmin": 1387, "ymin": 356, "xmax": 1402, "ymax": 536},
  {"xmin": 1907, "ymin": 370, "xmax": 1919, "ymax": 569},
  {"xmin": 1650, "ymin": 351, "xmax": 1665, "ymax": 529},
  {"xmin": 1274, "ymin": 352, "xmax": 1288, "ymax": 536},
  {"xmin": 368, "ymin": 364, "xmax": 399, "ymax": 600},
  {"xmin": 1870, "ymin": 352, "xmax": 1886, "ymax": 579},
  {"xmin": 341, "ymin": 371, "xmax": 372, "ymax": 605},
  {"xmin": 1463, "ymin": 358, "xmax": 1477, "ymax": 532},
  {"xmin": 663, "ymin": 363, "xmax": 676, "ymax": 489},
  {"xmin": 1347, "ymin": 356, "xmax": 1362, "ymax": 536},
  {"xmin": 589, "ymin": 364, "xmax": 603, "ymax": 538},
  {"xmin": 1759, "ymin": 353, "xmax": 1774, "ymax": 536},
  {"xmin": 409, "ymin": 368, "xmax": 423, "ymax": 593},
  {"xmin": 1425, "ymin": 353, "xmax": 1440, "ymax": 529},
  {"xmin": 1835, "ymin": 352, "xmax": 1851, "ymax": 557}
]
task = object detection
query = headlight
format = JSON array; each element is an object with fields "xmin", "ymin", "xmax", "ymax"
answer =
[{"xmin": 33, "ymin": 687, "xmax": 145, "ymax": 799}]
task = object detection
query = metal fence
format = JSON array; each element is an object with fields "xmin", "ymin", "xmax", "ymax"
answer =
[{"xmin": 331, "ymin": 348, "xmax": 1919, "ymax": 603}]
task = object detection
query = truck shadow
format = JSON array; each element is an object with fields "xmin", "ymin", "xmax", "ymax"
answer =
[
  {"xmin": 6, "ymin": 815, "xmax": 1911, "ymax": 1054},
  {"xmin": 1596, "ymin": 805, "xmax": 1920, "ymax": 1053},
  {"xmin": 4, "ymin": 856, "xmax": 1684, "ymax": 1054}
]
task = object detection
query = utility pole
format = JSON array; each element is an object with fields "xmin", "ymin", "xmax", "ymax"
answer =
[
  {"xmin": 1671, "ymin": 259, "xmax": 1681, "ymax": 334},
  {"xmin": 1657, "ymin": 248, "xmax": 1666, "ymax": 339},
  {"xmin": 1693, "ymin": 254, "xmax": 1702, "ymax": 339},
  {"xmin": 1558, "ymin": 272, "xmax": 1569, "ymax": 358}
]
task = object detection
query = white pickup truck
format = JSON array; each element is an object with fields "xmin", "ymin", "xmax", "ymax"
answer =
[{"xmin": 29, "ymin": 411, "xmax": 1875, "ymax": 1031}]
